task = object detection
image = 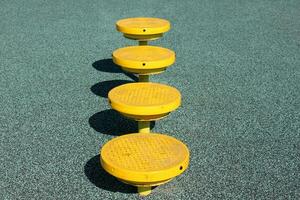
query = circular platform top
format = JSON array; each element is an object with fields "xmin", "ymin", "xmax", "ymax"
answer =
[
  {"xmin": 108, "ymin": 83, "xmax": 181, "ymax": 116},
  {"xmin": 100, "ymin": 133, "xmax": 189, "ymax": 183},
  {"xmin": 116, "ymin": 17, "xmax": 170, "ymax": 35},
  {"xmin": 113, "ymin": 46, "xmax": 175, "ymax": 70}
]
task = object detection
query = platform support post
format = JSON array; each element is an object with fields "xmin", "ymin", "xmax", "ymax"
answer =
[
  {"xmin": 138, "ymin": 186, "xmax": 152, "ymax": 196},
  {"xmin": 139, "ymin": 75, "xmax": 149, "ymax": 82},
  {"xmin": 138, "ymin": 40, "xmax": 148, "ymax": 81},
  {"xmin": 138, "ymin": 40, "xmax": 148, "ymax": 46},
  {"xmin": 138, "ymin": 121, "xmax": 150, "ymax": 133}
]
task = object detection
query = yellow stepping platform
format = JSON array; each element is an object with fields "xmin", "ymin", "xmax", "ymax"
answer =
[
  {"xmin": 113, "ymin": 46, "xmax": 175, "ymax": 78},
  {"xmin": 100, "ymin": 133, "xmax": 189, "ymax": 196},
  {"xmin": 116, "ymin": 17, "xmax": 170, "ymax": 42},
  {"xmin": 108, "ymin": 82, "xmax": 181, "ymax": 121}
]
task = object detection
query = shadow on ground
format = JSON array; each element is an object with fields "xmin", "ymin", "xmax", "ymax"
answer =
[
  {"xmin": 84, "ymin": 155, "xmax": 136, "ymax": 194},
  {"xmin": 89, "ymin": 109, "xmax": 155, "ymax": 136},
  {"xmin": 92, "ymin": 59, "xmax": 138, "ymax": 81},
  {"xmin": 90, "ymin": 80, "xmax": 133, "ymax": 98}
]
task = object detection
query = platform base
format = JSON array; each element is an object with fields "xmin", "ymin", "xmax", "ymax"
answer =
[
  {"xmin": 139, "ymin": 74, "xmax": 149, "ymax": 82},
  {"xmin": 123, "ymin": 33, "xmax": 163, "ymax": 41},
  {"xmin": 138, "ymin": 121, "xmax": 150, "ymax": 133},
  {"xmin": 138, "ymin": 186, "xmax": 152, "ymax": 196},
  {"xmin": 122, "ymin": 112, "xmax": 170, "ymax": 121},
  {"xmin": 138, "ymin": 40, "xmax": 148, "ymax": 46},
  {"xmin": 121, "ymin": 67, "xmax": 166, "ymax": 76},
  {"xmin": 119, "ymin": 178, "xmax": 172, "ymax": 196}
]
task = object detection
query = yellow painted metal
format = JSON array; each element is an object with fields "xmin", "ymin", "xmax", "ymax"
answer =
[
  {"xmin": 121, "ymin": 67, "xmax": 167, "ymax": 76},
  {"xmin": 138, "ymin": 186, "xmax": 152, "ymax": 196},
  {"xmin": 108, "ymin": 82, "xmax": 181, "ymax": 118},
  {"xmin": 122, "ymin": 113, "xmax": 169, "ymax": 121},
  {"xmin": 119, "ymin": 178, "xmax": 172, "ymax": 187},
  {"xmin": 139, "ymin": 40, "xmax": 148, "ymax": 81},
  {"xmin": 124, "ymin": 33, "xmax": 163, "ymax": 41},
  {"xmin": 138, "ymin": 40, "xmax": 148, "ymax": 46},
  {"xmin": 119, "ymin": 173, "xmax": 172, "ymax": 196},
  {"xmin": 138, "ymin": 74, "xmax": 149, "ymax": 82},
  {"xmin": 116, "ymin": 17, "xmax": 170, "ymax": 41},
  {"xmin": 112, "ymin": 46, "xmax": 175, "ymax": 75},
  {"xmin": 100, "ymin": 133, "xmax": 190, "ymax": 191},
  {"xmin": 138, "ymin": 121, "xmax": 150, "ymax": 133}
]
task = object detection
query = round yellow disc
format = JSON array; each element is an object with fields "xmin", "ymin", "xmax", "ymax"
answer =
[
  {"xmin": 100, "ymin": 133, "xmax": 189, "ymax": 183},
  {"xmin": 113, "ymin": 46, "xmax": 175, "ymax": 73},
  {"xmin": 108, "ymin": 82, "xmax": 181, "ymax": 116},
  {"xmin": 116, "ymin": 17, "xmax": 170, "ymax": 35}
]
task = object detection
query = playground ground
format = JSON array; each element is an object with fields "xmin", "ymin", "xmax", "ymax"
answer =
[{"xmin": 1, "ymin": 0, "xmax": 299, "ymax": 199}]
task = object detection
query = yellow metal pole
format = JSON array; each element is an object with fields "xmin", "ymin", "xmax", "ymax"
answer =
[
  {"xmin": 138, "ymin": 121, "xmax": 150, "ymax": 133},
  {"xmin": 138, "ymin": 40, "xmax": 148, "ymax": 46},
  {"xmin": 138, "ymin": 40, "xmax": 149, "ymax": 82},
  {"xmin": 138, "ymin": 75, "xmax": 149, "ymax": 82},
  {"xmin": 138, "ymin": 186, "xmax": 152, "ymax": 196}
]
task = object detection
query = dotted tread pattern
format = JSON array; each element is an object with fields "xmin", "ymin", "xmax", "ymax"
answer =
[
  {"xmin": 109, "ymin": 83, "xmax": 180, "ymax": 107},
  {"xmin": 114, "ymin": 46, "xmax": 174, "ymax": 62},
  {"xmin": 101, "ymin": 134, "xmax": 188, "ymax": 172}
]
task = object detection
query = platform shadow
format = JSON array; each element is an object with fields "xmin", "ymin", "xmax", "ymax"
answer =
[
  {"xmin": 84, "ymin": 155, "xmax": 136, "ymax": 194},
  {"xmin": 89, "ymin": 109, "xmax": 155, "ymax": 136},
  {"xmin": 89, "ymin": 109, "xmax": 136, "ymax": 136},
  {"xmin": 92, "ymin": 59, "xmax": 138, "ymax": 81},
  {"xmin": 90, "ymin": 80, "xmax": 133, "ymax": 98}
]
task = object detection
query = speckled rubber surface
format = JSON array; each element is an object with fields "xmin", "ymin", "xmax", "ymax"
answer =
[{"xmin": 1, "ymin": 0, "xmax": 299, "ymax": 199}]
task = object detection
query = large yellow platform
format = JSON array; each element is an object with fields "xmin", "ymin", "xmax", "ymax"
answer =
[
  {"xmin": 113, "ymin": 46, "xmax": 175, "ymax": 76},
  {"xmin": 100, "ymin": 133, "xmax": 189, "ymax": 196},
  {"xmin": 108, "ymin": 82, "xmax": 181, "ymax": 121},
  {"xmin": 116, "ymin": 17, "xmax": 170, "ymax": 41}
]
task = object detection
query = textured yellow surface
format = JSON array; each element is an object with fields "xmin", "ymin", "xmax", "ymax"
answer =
[
  {"xmin": 116, "ymin": 17, "xmax": 170, "ymax": 35},
  {"xmin": 113, "ymin": 46, "xmax": 175, "ymax": 72},
  {"xmin": 108, "ymin": 83, "xmax": 181, "ymax": 116},
  {"xmin": 100, "ymin": 133, "xmax": 189, "ymax": 183}
]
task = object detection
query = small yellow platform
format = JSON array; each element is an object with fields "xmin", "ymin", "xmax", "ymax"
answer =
[
  {"xmin": 116, "ymin": 17, "xmax": 170, "ymax": 41},
  {"xmin": 108, "ymin": 82, "xmax": 181, "ymax": 121},
  {"xmin": 100, "ymin": 133, "xmax": 189, "ymax": 196},
  {"xmin": 113, "ymin": 46, "xmax": 175, "ymax": 77}
]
